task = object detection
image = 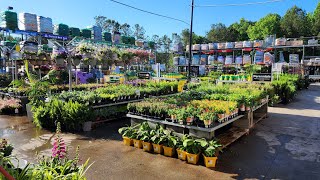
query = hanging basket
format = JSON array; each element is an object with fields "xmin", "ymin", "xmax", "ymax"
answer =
[
  {"xmin": 72, "ymin": 58, "xmax": 81, "ymax": 66},
  {"xmin": 89, "ymin": 58, "xmax": 97, "ymax": 66},
  {"xmin": 55, "ymin": 58, "xmax": 65, "ymax": 66},
  {"xmin": 112, "ymin": 53, "xmax": 118, "ymax": 60}
]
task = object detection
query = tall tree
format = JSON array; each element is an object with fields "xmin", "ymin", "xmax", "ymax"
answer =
[
  {"xmin": 120, "ymin": 23, "xmax": 132, "ymax": 36},
  {"xmin": 230, "ymin": 18, "xmax": 254, "ymax": 41},
  {"xmin": 152, "ymin": 35, "xmax": 161, "ymax": 50},
  {"xmin": 313, "ymin": 2, "xmax": 320, "ymax": 36},
  {"xmin": 247, "ymin": 13, "xmax": 282, "ymax": 40},
  {"xmin": 94, "ymin": 16, "xmax": 121, "ymax": 33},
  {"xmin": 133, "ymin": 24, "xmax": 146, "ymax": 40},
  {"xmin": 161, "ymin": 35, "xmax": 172, "ymax": 53},
  {"xmin": 206, "ymin": 23, "xmax": 231, "ymax": 42},
  {"xmin": 280, "ymin": 6, "xmax": 311, "ymax": 37},
  {"xmin": 180, "ymin": 29, "xmax": 208, "ymax": 46}
]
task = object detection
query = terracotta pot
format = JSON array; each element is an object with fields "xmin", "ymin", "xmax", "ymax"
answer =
[
  {"xmin": 240, "ymin": 104, "xmax": 245, "ymax": 111},
  {"xmin": 204, "ymin": 120, "xmax": 212, "ymax": 127},
  {"xmin": 217, "ymin": 113, "xmax": 225, "ymax": 120},
  {"xmin": 186, "ymin": 117, "xmax": 194, "ymax": 125},
  {"xmin": 171, "ymin": 115, "xmax": 177, "ymax": 121}
]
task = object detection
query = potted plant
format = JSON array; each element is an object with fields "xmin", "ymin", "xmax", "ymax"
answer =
[
  {"xmin": 137, "ymin": 122, "xmax": 153, "ymax": 152},
  {"xmin": 176, "ymin": 107, "xmax": 187, "ymax": 125},
  {"xmin": 118, "ymin": 126, "xmax": 136, "ymax": 146},
  {"xmin": 201, "ymin": 140, "xmax": 222, "ymax": 168},
  {"xmin": 215, "ymin": 106, "xmax": 226, "ymax": 122},
  {"xmin": 150, "ymin": 125, "xmax": 165, "ymax": 154},
  {"xmin": 52, "ymin": 51, "xmax": 67, "ymax": 66},
  {"xmin": 199, "ymin": 111, "xmax": 215, "ymax": 128},
  {"xmin": 167, "ymin": 108, "xmax": 178, "ymax": 122},
  {"xmin": 185, "ymin": 106, "xmax": 194, "ymax": 125},
  {"xmin": 72, "ymin": 54, "xmax": 82, "ymax": 66},
  {"xmin": 183, "ymin": 138, "xmax": 202, "ymax": 165},
  {"xmin": 162, "ymin": 130, "xmax": 177, "ymax": 157},
  {"xmin": 176, "ymin": 135, "xmax": 188, "ymax": 161}
]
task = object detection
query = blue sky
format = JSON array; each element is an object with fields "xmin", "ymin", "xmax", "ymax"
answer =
[{"xmin": 0, "ymin": 0, "xmax": 318, "ymax": 38}]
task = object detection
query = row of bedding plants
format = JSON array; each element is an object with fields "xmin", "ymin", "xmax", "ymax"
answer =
[
  {"xmin": 30, "ymin": 81, "xmax": 178, "ymax": 131},
  {"xmin": 56, "ymin": 81, "xmax": 178, "ymax": 106},
  {"xmin": 0, "ymin": 98, "xmax": 22, "ymax": 115},
  {"xmin": 0, "ymin": 124, "xmax": 92, "ymax": 180},
  {"xmin": 119, "ymin": 122, "xmax": 222, "ymax": 167},
  {"xmin": 127, "ymin": 83, "xmax": 270, "ymax": 128},
  {"xmin": 271, "ymin": 74, "xmax": 309, "ymax": 104}
]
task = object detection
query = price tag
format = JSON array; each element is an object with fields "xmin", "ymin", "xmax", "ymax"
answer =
[
  {"xmin": 135, "ymin": 90, "xmax": 140, "ymax": 96},
  {"xmin": 171, "ymin": 86, "xmax": 173, "ymax": 92}
]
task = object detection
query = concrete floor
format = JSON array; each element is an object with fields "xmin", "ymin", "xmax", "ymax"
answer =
[{"xmin": 1, "ymin": 83, "xmax": 320, "ymax": 180}]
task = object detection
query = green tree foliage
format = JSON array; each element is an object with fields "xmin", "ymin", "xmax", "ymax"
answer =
[
  {"xmin": 313, "ymin": 2, "xmax": 320, "ymax": 35},
  {"xmin": 247, "ymin": 14, "xmax": 282, "ymax": 40},
  {"xmin": 180, "ymin": 29, "xmax": 208, "ymax": 46},
  {"xmin": 280, "ymin": 6, "xmax": 312, "ymax": 37},
  {"xmin": 206, "ymin": 23, "xmax": 232, "ymax": 42},
  {"xmin": 230, "ymin": 18, "xmax": 255, "ymax": 41},
  {"xmin": 133, "ymin": 24, "xmax": 146, "ymax": 40},
  {"xmin": 160, "ymin": 35, "xmax": 172, "ymax": 52}
]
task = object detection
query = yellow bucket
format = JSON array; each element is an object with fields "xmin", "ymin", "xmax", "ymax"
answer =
[
  {"xmin": 142, "ymin": 142, "xmax": 152, "ymax": 152},
  {"xmin": 177, "ymin": 149, "xmax": 187, "ymax": 161},
  {"xmin": 163, "ymin": 146, "xmax": 175, "ymax": 157},
  {"xmin": 152, "ymin": 144, "xmax": 163, "ymax": 154},
  {"xmin": 203, "ymin": 155, "xmax": 218, "ymax": 168},
  {"xmin": 133, "ymin": 139, "xmax": 142, "ymax": 149},
  {"xmin": 186, "ymin": 153, "xmax": 200, "ymax": 165},
  {"xmin": 123, "ymin": 137, "xmax": 132, "ymax": 146}
]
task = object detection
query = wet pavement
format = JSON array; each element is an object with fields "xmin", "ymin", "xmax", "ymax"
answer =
[{"xmin": 1, "ymin": 83, "xmax": 320, "ymax": 180}]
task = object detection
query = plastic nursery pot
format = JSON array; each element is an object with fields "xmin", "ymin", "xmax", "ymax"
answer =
[
  {"xmin": 246, "ymin": 106, "xmax": 251, "ymax": 111},
  {"xmin": 163, "ymin": 146, "xmax": 175, "ymax": 157},
  {"xmin": 186, "ymin": 153, "xmax": 200, "ymax": 165},
  {"xmin": 123, "ymin": 137, "xmax": 133, "ymax": 146},
  {"xmin": 152, "ymin": 144, "xmax": 163, "ymax": 154},
  {"xmin": 203, "ymin": 154, "xmax": 218, "ymax": 168},
  {"xmin": 133, "ymin": 139, "xmax": 143, "ymax": 149},
  {"xmin": 217, "ymin": 114, "xmax": 225, "ymax": 120},
  {"xmin": 240, "ymin": 104, "xmax": 245, "ymax": 111},
  {"xmin": 186, "ymin": 117, "xmax": 194, "ymax": 125},
  {"xmin": 142, "ymin": 141, "xmax": 152, "ymax": 152},
  {"xmin": 204, "ymin": 120, "xmax": 212, "ymax": 128},
  {"xmin": 177, "ymin": 149, "xmax": 187, "ymax": 161}
]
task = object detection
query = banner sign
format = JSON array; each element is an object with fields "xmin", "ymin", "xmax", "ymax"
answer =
[
  {"xmin": 252, "ymin": 73, "xmax": 272, "ymax": 82},
  {"xmin": 42, "ymin": 33, "xmax": 68, "ymax": 41}
]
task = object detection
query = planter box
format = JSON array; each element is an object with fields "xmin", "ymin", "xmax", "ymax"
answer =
[
  {"xmin": 83, "ymin": 121, "xmax": 92, "ymax": 132},
  {"xmin": 26, "ymin": 104, "xmax": 33, "ymax": 122}
]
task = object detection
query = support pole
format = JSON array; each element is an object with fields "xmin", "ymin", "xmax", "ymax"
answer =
[{"xmin": 188, "ymin": 0, "xmax": 194, "ymax": 82}]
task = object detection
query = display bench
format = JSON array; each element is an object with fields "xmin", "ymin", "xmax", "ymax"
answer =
[
  {"xmin": 127, "ymin": 100, "xmax": 268, "ymax": 149},
  {"xmin": 249, "ymin": 99, "xmax": 268, "ymax": 128},
  {"xmin": 128, "ymin": 113, "xmax": 251, "ymax": 149}
]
